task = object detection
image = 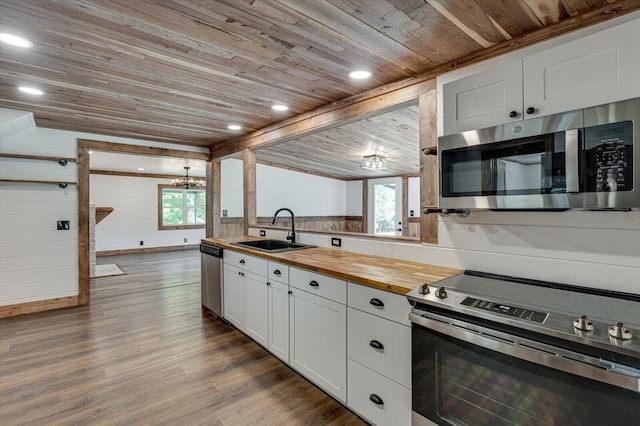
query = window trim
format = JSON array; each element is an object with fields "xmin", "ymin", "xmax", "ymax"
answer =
[{"xmin": 157, "ymin": 184, "xmax": 206, "ymax": 230}]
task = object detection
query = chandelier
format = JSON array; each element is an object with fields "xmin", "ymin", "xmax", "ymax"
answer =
[
  {"xmin": 360, "ymin": 154, "xmax": 387, "ymax": 170},
  {"xmin": 172, "ymin": 166, "xmax": 205, "ymax": 189}
]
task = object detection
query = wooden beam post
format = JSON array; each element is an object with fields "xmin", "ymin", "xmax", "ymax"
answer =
[
  {"xmin": 419, "ymin": 89, "xmax": 438, "ymax": 244},
  {"xmin": 243, "ymin": 149, "xmax": 257, "ymax": 236},
  {"xmin": 402, "ymin": 177, "xmax": 409, "ymax": 237},
  {"xmin": 206, "ymin": 161, "xmax": 213, "ymax": 238},
  {"xmin": 77, "ymin": 143, "xmax": 90, "ymax": 305},
  {"xmin": 362, "ymin": 179, "xmax": 368, "ymax": 234},
  {"xmin": 212, "ymin": 160, "xmax": 222, "ymax": 238}
]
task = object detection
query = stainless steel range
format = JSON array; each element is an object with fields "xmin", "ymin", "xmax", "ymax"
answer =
[{"xmin": 407, "ymin": 270, "xmax": 639, "ymax": 426}]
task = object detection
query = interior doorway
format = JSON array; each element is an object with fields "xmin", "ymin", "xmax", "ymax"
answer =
[
  {"xmin": 76, "ymin": 139, "xmax": 210, "ymax": 305},
  {"xmin": 368, "ymin": 177, "xmax": 402, "ymax": 236}
]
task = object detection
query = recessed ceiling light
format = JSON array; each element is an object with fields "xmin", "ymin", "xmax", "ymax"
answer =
[
  {"xmin": 137, "ymin": 167, "xmax": 145, "ymax": 171},
  {"xmin": 0, "ymin": 33, "xmax": 33, "ymax": 48},
  {"xmin": 349, "ymin": 70, "xmax": 372, "ymax": 80},
  {"xmin": 272, "ymin": 104, "xmax": 289, "ymax": 111},
  {"xmin": 18, "ymin": 86, "xmax": 43, "ymax": 95},
  {"xmin": 227, "ymin": 124, "xmax": 242, "ymax": 130}
]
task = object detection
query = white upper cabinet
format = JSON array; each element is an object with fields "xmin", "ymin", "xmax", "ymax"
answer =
[
  {"xmin": 443, "ymin": 60, "xmax": 523, "ymax": 135},
  {"xmin": 524, "ymin": 18, "xmax": 640, "ymax": 118},
  {"xmin": 443, "ymin": 18, "xmax": 640, "ymax": 135}
]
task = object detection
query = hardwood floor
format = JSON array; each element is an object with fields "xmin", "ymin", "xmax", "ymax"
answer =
[{"xmin": 0, "ymin": 250, "xmax": 367, "ymax": 425}]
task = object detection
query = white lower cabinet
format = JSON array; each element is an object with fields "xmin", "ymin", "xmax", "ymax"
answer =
[
  {"xmin": 348, "ymin": 359, "xmax": 411, "ymax": 426},
  {"xmin": 243, "ymin": 271, "xmax": 269, "ymax": 348},
  {"xmin": 289, "ymin": 287, "xmax": 347, "ymax": 403},
  {"xmin": 222, "ymin": 263, "xmax": 245, "ymax": 330},
  {"xmin": 268, "ymin": 280, "xmax": 289, "ymax": 363}
]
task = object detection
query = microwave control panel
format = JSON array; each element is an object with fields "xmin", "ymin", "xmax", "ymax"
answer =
[{"xmin": 583, "ymin": 121, "xmax": 633, "ymax": 192}]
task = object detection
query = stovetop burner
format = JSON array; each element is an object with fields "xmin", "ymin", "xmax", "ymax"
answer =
[{"xmin": 407, "ymin": 270, "xmax": 640, "ymax": 358}]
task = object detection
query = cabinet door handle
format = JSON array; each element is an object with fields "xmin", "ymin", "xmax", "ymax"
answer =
[
  {"xmin": 273, "ymin": 269, "xmax": 281, "ymax": 276},
  {"xmin": 526, "ymin": 106, "xmax": 536, "ymax": 115},
  {"xmin": 267, "ymin": 282, "xmax": 271, "ymax": 286},
  {"xmin": 369, "ymin": 340, "xmax": 384, "ymax": 350},
  {"xmin": 288, "ymin": 290, "xmax": 293, "ymax": 295},
  {"xmin": 369, "ymin": 298, "xmax": 384, "ymax": 307},
  {"xmin": 509, "ymin": 110, "xmax": 518, "ymax": 118},
  {"xmin": 239, "ymin": 259, "xmax": 245, "ymax": 264},
  {"xmin": 369, "ymin": 394, "xmax": 384, "ymax": 406},
  {"xmin": 238, "ymin": 271, "xmax": 245, "ymax": 277},
  {"xmin": 309, "ymin": 280, "xmax": 319, "ymax": 287}
]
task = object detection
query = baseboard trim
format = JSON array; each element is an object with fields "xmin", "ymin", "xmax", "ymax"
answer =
[
  {"xmin": 0, "ymin": 295, "xmax": 79, "ymax": 318},
  {"xmin": 97, "ymin": 244, "xmax": 200, "ymax": 257}
]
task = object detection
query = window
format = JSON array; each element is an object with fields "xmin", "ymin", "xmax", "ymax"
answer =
[{"xmin": 158, "ymin": 185, "xmax": 206, "ymax": 229}]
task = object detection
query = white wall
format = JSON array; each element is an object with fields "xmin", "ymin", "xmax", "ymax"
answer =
[
  {"xmin": 90, "ymin": 175, "xmax": 205, "ymax": 251},
  {"xmin": 408, "ymin": 177, "xmax": 420, "ymax": 218},
  {"xmin": 256, "ymin": 164, "xmax": 347, "ymax": 216},
  {"xmin": 221, "ymin": 158, "xmax": 244, "ymax": 217},
  {"xmin": 346, "ymin": 180, "xmax": 362, "ymax": 215},
  {"xmin": 0, "ymin": 126, "xmax": 208, "ymax": 306}
]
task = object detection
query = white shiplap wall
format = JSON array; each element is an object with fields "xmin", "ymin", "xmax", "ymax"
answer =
[
  {"xmin": 0, "ymin": 128, "xmax": 78, "ymax": 306},
  {"xmin": 91, "ymin": 174, "xmax": 205, "ymax": 251}
]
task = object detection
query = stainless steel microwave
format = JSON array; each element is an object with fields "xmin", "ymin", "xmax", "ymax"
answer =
[{"xmin": 438, "ymin": 98, "xmax": 639, "ymax": 210}]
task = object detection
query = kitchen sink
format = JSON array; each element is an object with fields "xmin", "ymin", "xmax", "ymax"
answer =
[{"xmin": 230, "ymin": 239, "xmax": 316, "ymax": 253}]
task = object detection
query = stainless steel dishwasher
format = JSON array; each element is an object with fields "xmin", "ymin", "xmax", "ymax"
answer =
[{"xmin": 200, "ymin": 243, "xmax": 223, "ymax": 317}]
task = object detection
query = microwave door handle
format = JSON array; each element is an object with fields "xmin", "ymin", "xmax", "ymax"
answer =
[{"xmin": 565, "ymin": 129, "xmax": 580, "ymax": 193}]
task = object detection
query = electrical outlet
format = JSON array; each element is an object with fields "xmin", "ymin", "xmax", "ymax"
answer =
[
  {"xmin": 222, "ymin": 209, "xmax": 228, "ymax": 217},
  {"xmin": 259, "ymin": 230, "xmax": 266, "ymax": 237},
  {"xmin": 331, "ymin": 237, "xmax": 342, "ymax": 247},
  {"xmin": 140, "ymin": 241, "xmax": 144, "ymax": 246},
  {"xmin": 410, "ymin": 210, "xmax": 415, "ymax": 217},
  {"xmin": 184, "ymin": 238, "xmax": 188, "ymax": 243},
  {"xmin": 57, "ymin": 220, "xmax": 70, "ymax": 230}
]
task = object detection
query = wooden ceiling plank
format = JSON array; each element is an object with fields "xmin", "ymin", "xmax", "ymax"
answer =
[
  {"xmin": 473, "ymin": 0, "xmax": 544, "ymax": 36},
  {"xmin": 561, "ymin": 0, "xmax": 608, "ymax": 16},
  {"xmin": 522, "ymin": 0, "xmax": 565, "ymax": 24},
  {"xmin": 427, "ymin": 0, "xmax": 511, "ymax": 48}
]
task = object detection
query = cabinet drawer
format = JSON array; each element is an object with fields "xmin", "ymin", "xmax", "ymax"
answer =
[
  {"xmin": 224, "ymin": 250, "xmax": 267, "ymax": 276},
  {"xmin": 347, "ymin": 359, "xmax": 410, "ymax": 426},
  {"xmin": 347, "ymin": 308, "xmax": 411, "ymax": 388},
  {"xmin": 290, "ymin": 267, "xmax": 346, "ymax": 304},
  {"xmin": 348, "ymin": 283, "xmax": 411, "ymax": 325},
  {"xmin": 268, "ymin": 261, "xmax": 289, "ymax": 284}
]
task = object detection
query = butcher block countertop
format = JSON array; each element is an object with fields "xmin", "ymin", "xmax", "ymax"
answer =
[{"xmin": 202, "ymin": 237, "xmax": 462, "ymax": 295}]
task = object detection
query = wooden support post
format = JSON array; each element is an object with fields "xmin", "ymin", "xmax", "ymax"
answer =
[
  {"xmin": 419, "ymin": 89, "xmax": 438, "ymax": 244},
  {"xmin": 243, "ymin": 149, "xmax": 257, "ymax": 236}
]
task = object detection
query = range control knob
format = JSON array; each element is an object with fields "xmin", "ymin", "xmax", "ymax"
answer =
[
  {"xmin": 419, "ymin": 284, "xmax": 430, "ymax": 295},
  {"xmin": 573, "ymin": 314, "xmax": 594, "ymax": 331},
  {"xmin": 608, "ymin": 322, "xmax": 633, "ymax": 340},
  {"xmin": 435, "ymin": 287, "xmax": 448, "ymax": 299}
]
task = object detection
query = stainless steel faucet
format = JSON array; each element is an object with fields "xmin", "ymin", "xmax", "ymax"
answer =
[{"xmin": 271, "ymin": 208, "xmax": 296, "ymax": 244}]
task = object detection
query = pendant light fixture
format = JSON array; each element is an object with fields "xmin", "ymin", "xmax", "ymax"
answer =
[
  {"xmin": 172, "ymin": 166, "xmax": 204, "ymax": 189},
  {"xmin": 360, "ymin": 154, "xmax": 387, "ymax": 170}
]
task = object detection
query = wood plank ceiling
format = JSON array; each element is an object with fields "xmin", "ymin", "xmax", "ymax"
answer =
[{"xmin": 0, "ymin": 0, "xmax": 632, "ymax": 151}]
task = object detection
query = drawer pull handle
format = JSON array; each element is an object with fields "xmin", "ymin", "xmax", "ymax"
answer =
[
  {"xmin": 369, "ymin": 298, "xmax": 384, "ymax": 307},
  {"xmin": 273, "ymin": 269, "xmax": 282, "ymax": 276},
  {"xmin": 239, "ymin": 259, "xmax": 245, "ymax": 264},
  {"xmin": 369, "ymin": 394, "xmax": 384, "ymax": 406},
  {"xmin": 238, "ymin": 272, "xmax": 245, "ymax": 277},
  {"xmin": 369, "ymin": 340, "xmax": 384, "ymax": 351},
  {"xmin": 309, "ymin": 280, "xmax": 319, "ymax": 287}
]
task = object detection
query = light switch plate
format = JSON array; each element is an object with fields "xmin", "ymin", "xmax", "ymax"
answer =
[{"xmin": 331, "ymin": 237, "xmax": 341, "ymax": 247}]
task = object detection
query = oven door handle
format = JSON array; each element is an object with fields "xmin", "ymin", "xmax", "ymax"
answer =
[{"xmin": 409, "ymin": 312, "xmax": 640, "ymax": 393}]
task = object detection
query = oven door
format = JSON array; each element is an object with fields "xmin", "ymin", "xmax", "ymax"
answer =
[{"xmin": 411, "ymin": 312, "xmax": 640, "ymax": 426}]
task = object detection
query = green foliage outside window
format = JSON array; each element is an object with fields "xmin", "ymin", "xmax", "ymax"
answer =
[{"xmin": 162, "ymin": 188, "xmax": 205, "ymax": 227}]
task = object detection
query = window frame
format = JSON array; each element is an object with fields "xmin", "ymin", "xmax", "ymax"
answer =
[{"xmin": 157, "ymin": 184, "xmax": 206, "ymax": 230}]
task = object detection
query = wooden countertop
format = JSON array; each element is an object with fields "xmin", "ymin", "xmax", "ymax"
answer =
[{"xmin": 202, "ymin": 237, "xmax": 462, "ymax": 295}]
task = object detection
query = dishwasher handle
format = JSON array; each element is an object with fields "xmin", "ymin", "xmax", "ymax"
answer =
[{"xmin": 200, "ymin": 244, "xmax": 223, "ymax": 258}]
